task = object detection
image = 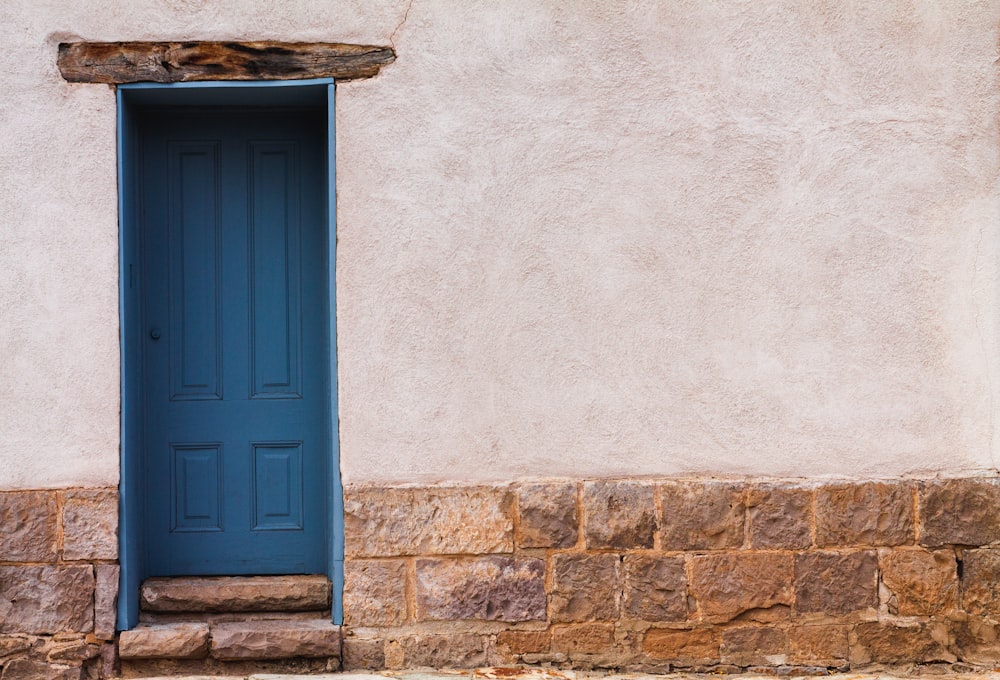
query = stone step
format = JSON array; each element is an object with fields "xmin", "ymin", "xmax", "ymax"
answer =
[
  {"xmin": 140, "ymin": 575, "xmax": 331, "ymax": 613},
  {"xmin": 119, "ymin": 619, "xmax": 341, "ymax": 662}
]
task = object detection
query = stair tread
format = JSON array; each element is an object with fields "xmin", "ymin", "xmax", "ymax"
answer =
[{"xmin": 141, "ymin": 575, "xmax": 331, "ymax": 613}]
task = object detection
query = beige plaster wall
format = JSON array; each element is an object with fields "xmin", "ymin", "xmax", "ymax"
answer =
[{"xmin": 0, "ymin": 1, "xmax": 997, "ymax": 488}]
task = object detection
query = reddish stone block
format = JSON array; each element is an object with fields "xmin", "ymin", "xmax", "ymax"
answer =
[
  {"xmin": 659, "ymin": 481, "xmax": 744, "ymax": 550},
  {"xmin": 415, "ymin": 556, "xmax": 546, "ymax": 622},
  {"xmin": 0, "ymin": 566, "xmax": 94, "ymax": 634},
  {"xmin": 850, "ymin": 621, "xmax": 955, "ymax": 664},
  {"xmin": 342, "ymin": 637, "xmax": 385, "ymax": 670},
  {"xmin": 551, "ymin": 623, "xmax": 615, "ymax": 655},
  {"xmin": 0, "ymin": 491, "xmax": 57, "ymax": 562},
  {"xmin": 950, "ymin": 616, "xmax": 1000, "ymax": 664},
  {"xmin": 210, "ymin": 620, "xmax": 340, "ymax": 660},
  {"xmin": 880, "ymin": 548, "xmax": 957, "ymax": 616},
  {"xmin": 1, "ymin": 659, "xmax": 82, "ymax": 680},
  {"xmin": 344, "ymin": 485, "xmax": 514, "ymax": 557},
  {"xmin": 399, "ymin": 633, "xmax": 486, "ymax": 668},
  {"xmin": 497, "ymin": 630, "xmax": 550, "ymax": 655},
  {"xmin": 786, "ymin": 624, "xmax": 849, "ymax": 665},
  {"xmin": 119, "ymin": 623, "xmax": 209, "ymax": 659},
  {"xmin": 93, "ymin": 564, "xmax": 120, "ymax": 640},
  {"xmin": 343, "ymin": 559, "xmax": 407, "ymax": 626},
  {"xmin": 643, "ymin": 628, "xmax": 720, "ymax": 665},
  {"xmin": 815, "ymin": 481, "xmax": 914, "ymax": 547},
  {"xmin": 690, "ymin": 552, "xmax": 792, "ymax": 623},
  {"xmin": 919, "ymin": 479, "xmax": 1000, "ymax": 548},
  {"xmin": 960, "ymin": 548, "xmax": 1000, "ymax": 617},
  {"xmin": 583, "ymin": 481, "xmax": 656, "ymax": 549},
  {"xmin": 622, "ymin": 554, "xmax": 687, "ymax": 621},
  {"xmin": 61, "ymin": 488, "xmax": 118, "ymax": 561},
  {"xmin": 550, "ymin": 553, "xmax": 620, "ymax": 622},
  {"xmin": 720, "ymin": 626, "xmax": 788, "ymax": 666},
  {"xmin": 747, "ymin": 485, "xmax": 812, "ymax": 549},
  {"xmin": 516, "ymin": 482, "xmax": 578, "ymax": 549},
  {"xmin": 793, "ymin": 551, "xmax": 877, "ymax": 615}
]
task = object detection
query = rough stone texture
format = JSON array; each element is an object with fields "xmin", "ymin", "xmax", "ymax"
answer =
[
  {"xmin": 516, "ymin": 482, "xmax": 578, "ymax": 549},
  {"xmin": 815, "ymin": 482, "xmax": 914, "ymax": 547},
  {"xmin": 118, "ymin": 623, "xmax": 210, "ymax": 659},
  {"xmin": 344, "ymin": 486, "xmax": 513, "ymax": 557},
  {"xmin": 643, "ymin": 628, "xmax": 720, "ymax": 665},
  {"xmin": 787, "ymin": 624, "xmax": 850, "ymax": 665},
  {"xmin": 210, "ymin": 620, "xmax": 340, "ymax": 660},
  {"xmin": 141, "ymin": 575, "xmax": 331, "ymax": 612},
  {"xmin": 549, "ymin": 553, "xmax": 620, "ymax": 622},
  {"xmin": 0, "ymin": 659, "xmax": 81, "ymax": 680},
  {"xmin": 747, "ymin": 485, "xmax": 812, "ymax": 549},
  {"xmin": 343, "ymin": 559, "xmax": 407, "ymax": 626},
  {"xmin": 61, "ymin": 488, "xmax": 118, "ymax": 561},
  {"xmin": 689, "ymin": 553, "xmax": 792, "ymax": 623},
  {"xmin": 950, "ymin": 616, "xmax": 1000, "ymax": 664},
  {"xmin": 919, "ymin": 479, "xmax": 1000, "ymax": 548},
  {"xmin": 850, "ymin": 621, "xmax": 955, "ymax": 664},
  {"xmin": 720, "ymin": 626, "xmax": 789, "ymax": 666},
  {"xmin": 659, "ymin": 482, "xmax": 744, "ymax": 550},
  {"xmin": 342, "ymin": 637, "xmax": 385, "ymax": 670},
  {"xmin": 960, "ymin": 548, "xmax": 1000, "ymax": 617},
  {"xmin": 880, "ymin": 548, "xmax": 958, "ymax": 616},
  {"xmin": 794, "ymin": 551, "xmax": 877, "ymax": 615},
  {"xmin": 582, "ymin": 480, "xmax": 656, "ymax": 549},
  {"xmin": 0, "ymin": 565, "xmax": 94, "ymax": 634},
  {"xmin": 0, "ymin": 636, "xmax": 33, "ymax": 658},
  {"xmin": 622, "ymin": 554, "xmax": 687, "ymax": 621},
  {"xmin": 550, "ymin": 623, "xmax": 615, "ymax": 655},
  {"xmin": 46, "ymin": 639, "xmax": 100, "ymax": 663},
  {"xmin": 94, "ymin": 564, "xmax": 120, "ymax": 640},
  {"xmin": 497, "ymin": 630, "xmax": 550, "ymax": 655},
  {"xmin": 0, "ymin": 491, "xmax": 58, "ymax": 562},
  {"xmin": 415, "ymin": 556, "xmax": 546, "ymax": 622},
  {"xmin": 398, "ymin": 633, "xmax": 486, "ymax": 668}
]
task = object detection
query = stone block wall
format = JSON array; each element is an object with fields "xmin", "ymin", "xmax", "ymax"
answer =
[
  {"xmin": 342, "ymin": 478, "xmax": 1000, "ymax": 672},
  {"xmin": 0, "ymin": 488, "xmax": 118, "ymax": 679}
]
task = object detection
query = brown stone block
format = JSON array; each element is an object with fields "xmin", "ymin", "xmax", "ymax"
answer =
[
  {"xmin": 516, "ymin": 482, "xmax": 578, "ymax": 549},
  {"xmin": 690, "ymin": 552, "xmax": 792, "ymax": 623},
  {"xmin": 919, "ymin": 479, "xmax": 1000, "ymax": 548},
  {"xmin": 950, "ymin": 616, "xmax": 1000, "ymax": 664},
  {"xmin": 94, "ymin": 564, "xmax": 119, "ymax": 640},
  {"xmin": 643, "ymin": 627, "xmax": 720, "ymax": 665},
  {"xmin": 960, "ymin": 548, "xmax": 1000, "ymax": 617},
  {"xmin": 550, "ymin": 553, "xmax": 620, "ymax": 622},
  {"xmin": 45, "ymin": 639, "xmax": 100, "ymax": 663},
  {"xmin": 622, "ymin": 554, "xmax": 687, "ymax": 621},
  {"xmin": 880, "ymin": 548, "xmax": 957, "ymax": 616},
  {"xmin": 118, "ymin": 623, "xmax": 209, "ymax": 659},
  {"xmin": 793, "ymin": 551, "xmax": 877, "ymax": 615},
  {"xmin": 343, "ymin": 559, "xmax": 406, "ymax": 626},
  {"xmin": 747, "ymin": 485, "xmax": 812, "ymax": 549},
  {"xmin": 583, "ymin": 481, "xmax": 656, "ymax": 550},
  {"xmin": 342, "ymin": 637, "xmax": 385, "ymax": 670},
  {"xmin": 1, "ymin": 659, "xmax": 81, "ymax": 680},
  {"xmin": 850, "ymin": 621, "xmax": 955, "ymax": 664},
  {"xmin": 399, "ymin": 633, "xmax": 486, "ymax": 668},
  {"xmin": 344, "ymin": 485, "xmax": 513, "ymax": 557},
  {"xmin": 210, "ymin": 619, "xmax": 340, "ymax": 660},
  {"xmin": 551, "ymin": 623, "xmax": 615, "ymax": 655},
  {"xmin": 497, "ymin": 630, "xmax": 550, "ymax": 655},
  {"xmin": 786, "ymin": 624, "xmax": 849, "ymax": 665},
  {"xmin": 0, "ymin": 565, "xmax": 94, "ymax": 634},
  {"xmin": 61, "ymin": 488, "xmax": 118, "ymax": 561},
  {"xmin": 659, "ymin": 481, "xmax": 744, "ymax": 550},
  {"xmin": 0, "ymin": 636, "xmax": 34, "ymax": 658},
  {"xmin": 140, "ymin": 574, "xmax": 330, "ymax": 613},
  {"xmin": 815, "ymin": 481, "xmax": 914, "ymax": 547},
  {"xmin": 415, "ymin": 556, "xmax": 545, "ymax": 622},
  {"xmin": 0, "ymin": 491, "xmax": 58, "ymax": 562},
  {"xmin": 720, "ymin": 626, "xmax": 788, "ymax": 666}
]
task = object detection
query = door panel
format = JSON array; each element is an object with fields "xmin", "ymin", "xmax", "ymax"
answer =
[{"xmin": 140, "ymin": 109, "xmax": 328, "ymax": 575}]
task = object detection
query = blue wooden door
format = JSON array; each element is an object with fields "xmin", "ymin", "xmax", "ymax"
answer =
[{"xmin": 139, "ymin": 108, "xmax": 329, "ymax": 575}]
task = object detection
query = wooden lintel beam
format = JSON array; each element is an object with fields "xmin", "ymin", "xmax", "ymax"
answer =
[{"xmin": 58, "ymin": 41, "xmax": 395, "ymax": 84}]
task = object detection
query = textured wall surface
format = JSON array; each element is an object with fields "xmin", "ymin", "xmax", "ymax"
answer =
[{"xmin": 0, "ymin": 1, "xmax": 998, "ymax": 488}]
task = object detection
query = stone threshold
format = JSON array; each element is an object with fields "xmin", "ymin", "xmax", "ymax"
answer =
[
  {"xmin": 140, "ymin": 576, "xmax": 332, "ymax": 614},
  {"xmin": 123, "ymin": 670, "xmax": 1000, "ymax": 680}
]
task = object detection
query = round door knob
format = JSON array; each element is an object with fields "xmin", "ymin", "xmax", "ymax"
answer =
[{"xmin": 149, "ymin": 328, "xmax": 161, "ymax": 340}]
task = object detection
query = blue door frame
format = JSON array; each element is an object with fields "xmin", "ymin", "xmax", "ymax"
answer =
[{"xmin": 117, "ymin": 79, "xmax": 344, "ymax": 629}]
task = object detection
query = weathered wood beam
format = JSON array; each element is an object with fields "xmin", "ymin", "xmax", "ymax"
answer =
[{"xmin": 58, "ymin": 41, "xmax": 395, "ymax": 84}]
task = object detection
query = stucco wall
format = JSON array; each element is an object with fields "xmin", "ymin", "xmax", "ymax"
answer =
[{"xmin": 0, "ymin": 1, "xmax": 997, "ymax": 488}]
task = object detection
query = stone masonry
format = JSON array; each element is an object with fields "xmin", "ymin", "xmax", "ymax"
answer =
[
  {"xmin": 0, "ymin": 487, "xmax": 118, "ymax": 680},
  {"xmin": 342, "ymin": 478, "xmax": 1000, "ymax": 672}
]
